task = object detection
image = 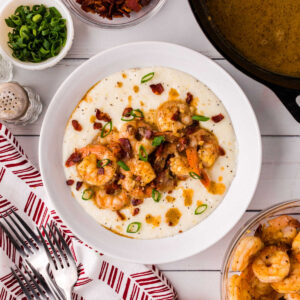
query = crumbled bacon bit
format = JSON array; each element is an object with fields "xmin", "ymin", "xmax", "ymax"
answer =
[
  {"xmin": 126, "ymin": 0, "xmax": 142, "ymax": 12},
  {"xmin": 122, "ymin": 107, "xmax": 133, "ymax": 117},
  {"xmin": 66, "ymin": 179, "xmax": 74, "ymax": 186},
  {"xmin": 76, "ymin": 181, "xmax": 83, "ymax": 191},
  {"xmin": 93, "ymin": 122, "xmax": 102, "ymax": 130},
  {"xmin": 171, "ymin": 110, "xmax": 180, "ymax": 121},
  {"xmin": 135, "ymin": 176, "xmax": 142, "ymax": 182},
  {"xmin": 132, "ymin": 198, "xmax": 143, "ymax": 206},
  {"xmin": 98, "ymin": 167, "xmax": 105, "ymax": 175},
  {"xmin": 186, "ymin": 92, "xmax": 193, "ymax": 104},
  {"xmin": 177, "ymin": 137, "xmax": 189, "ymax": 152},
  {"xmin": 117, "ymin": 210, "xmax": 126, "ymax": 220},
  {"xmin": 212, "ymin": 113, "xmax": 224, "ymax": 123},
  {"xmin": 119, "ymin": 138, "xmax": 132, "ymax": 158},
  {"xmin": 219, "ymin": 146, "xmax": 226, "ymax": 156},
  {"xmin": 76, "ymin": 0, "xmax": 150, "ymax": 20},
  {"xmin": 72, "ymin": 120, "xmax": 82, "ymax": 131},
  {"xmin": 150, "ymin": 83, "xmax": 164, "ymax": 95},
  {"xmin": 65, "ymin": 152, "xmax": 82, "ymax": 167},
  {"xmin": 95, "ymin": 109, "xmax": 111, "ymax": 122},
  {"xmin": 132, "ymin": 208, "xmax": 140, "ymax": 216},
  {"xmin": 144, "ymin": 129, "xmax": 153, "ymax": 139},
  {"xmin": 126, "ymin": 124, "xmax": 136, "ymax": 135},
  {"xmin": 184, "ymin": 120, "xmax": 200, "ymax": 135}
]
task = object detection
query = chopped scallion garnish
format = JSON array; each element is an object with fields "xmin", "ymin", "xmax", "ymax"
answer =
[
  {"xmin": 141, "ymin": 72, "xmax": 154, "ymax": 84},
  {"xmin": 192, "ymin": 115, "xmax": 210, "ymax": 122},
  {"xmin": 101, "ymin": 121, "xmax": 112, "ymax": 138},
  {"xmin": 131, "ymin": 109, "xmax": 144, "ymax": 119},
  {"xmin": 127, "ymin": 222, "xmax": 141, "ymax": 233},
  {"xmin": 152, "ymin": 136, "xmax": 165, "ymax": 146},
  {"xmin": 82, "ymin": 188, "xmax": 94, "ymax": 200},
  {"xmin": 152, "ymin": 189, "xmax": 161, "ymax": 202},
  {"xmin": 195, "ymin": 204, "xmax": 208, "ymax": 215},
  {"xmin": 117, "ymin": 160, "xmax": 130, "ymax": 171},
  {"xmin": 189, "ymin": 172, "xmax": 202, "ymax": 180},
  {"xmin": 97, "ymin": 159, "xmax": 111, "ymax": 168},
  {"xmin": 138, "ymin": 145, "xmax": 148, "ymax": 162}
]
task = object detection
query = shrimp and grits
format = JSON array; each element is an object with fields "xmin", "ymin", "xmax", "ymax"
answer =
[{"xmin": 63, "ymin": 67, "xmax": 237, "ymax": 239}]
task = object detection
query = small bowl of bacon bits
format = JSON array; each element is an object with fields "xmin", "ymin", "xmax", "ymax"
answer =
[
  {"xmin": 61, "ymin": 0, "xmax": 166, "ymax": 28},
  {"xmin": 221, "ymin": 199, "xmax": 300, "ymax": 300}
]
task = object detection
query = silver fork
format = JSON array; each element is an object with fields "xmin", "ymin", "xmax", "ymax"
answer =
[
  {"xmin": 38, "ymin": 224, "xmax": 78, "ymax": 300},
  {"xmin": 11, "ymin": 261, "xmax": 53, "ymax": 299},
  {"xmin": 0, "ymin": 210, "xmax": 64, "ymax": 300}
]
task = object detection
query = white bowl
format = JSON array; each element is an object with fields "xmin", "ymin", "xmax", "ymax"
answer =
[
  {"xmin": 0, "ymin": 0, "xmax": 74, "ymax": 70},
  {"xmin": 39, "ymin": 42, "xmax": 262, "ymax": 264}
]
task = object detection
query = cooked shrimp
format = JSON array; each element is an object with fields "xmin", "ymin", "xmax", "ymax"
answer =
[
  {"xmin": 231, "ymin": 236, "xmax": 264, "ymax": 272},
  {"xmin": 272, "ymin": 259, "xmax": 300, "ymax": 294},
  {"xmin": 156, "ymin": 100, "xmax": 193, "ymax": 134},
  {"xmin": 292, "ymin": 232, "xmax": 300, "ymax": 263},
  {"xmin": 189, "ymin": 128, "xmax": 219, "ymax": 168},
  {"xmin": 227, "ymin": 274, "xmax": 252, "ymax": 300},
  {"xmin": 285, "ymin": 294, "xmax": 300, "ymax": 300},
  {"xmin": 240, "ymin": 265, "xmax": 274, "ymax": 298},
  {"xmin": 252, "ymin": 245, "xmax": 290, "ymax": 283},
  {"xmin": 119, "ymin": 120, "xmax": 156, "ymax": 156},
  {"xmin": 169, "ymin": 154, "xmax": 191, "ymax": 177},
  {"xmin": 95, "ymin": 188, "xmax": 129, "ymax": 211},
  {"xmin": 76, "ymin": 145, "xmax": 117, "ymax": 186},
  {"xmin": 119, "ymin": 159, "xmax": 156, "ymax": 197},
  {"xmin": 260, "ymin": 216, "xmax": 300, "ymax": 245}
]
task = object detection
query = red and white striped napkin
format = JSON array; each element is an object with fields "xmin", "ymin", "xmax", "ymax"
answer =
[{"xmin": 0, "ymin": 123, "xmax": 177, "ymax": 300}]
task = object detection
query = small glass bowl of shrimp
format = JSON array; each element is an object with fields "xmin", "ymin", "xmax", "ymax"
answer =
[{"xmin": 221, "ymin": 199, "xmax": 300, "ymax": 300}]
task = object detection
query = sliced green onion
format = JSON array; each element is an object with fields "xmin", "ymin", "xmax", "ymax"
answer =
[
  {"xmin": 117, "ymin": 161, "xmax": 130, "ymax": 171},
  {"xmin": 101, "ymin": 121, "xmax": 112, "ymax": 138},
  {"xmin": 152, "ymin": 136, "xmax": 165, "ymax": 146},
  {"xmin": 97, "ymin": 159, "xmax": 111, "ymax": 168},
  {"xmin": 195, "ymin": 204, "xmax": 208, "ymax": 215},
  {"xmin": 131, "ymin": 109, "xmax": 144, "ymax": 119},
  {"xmin": 152, "ymin": 189, "xmax": 161, "ymax": 202},
  {"xmin": 121, "ymin": 115, "xmax": 135, "ymax": 122},
  {"xmin": 192, "ymin": 115, "xmax": 210, "ymax": 122},
  {"xmin": 189, "ymin": 172, "xmax": 202, "ymax": 180},
  {"xmin": 138, "ymin": 145, "xmax": 148, "ymax": 162},
  {"xmin": 127, "ymin": 222, "xmax": 141, "ymax": 233},
  {"xmin": 141, "ymin": 72, "xmax": 155, "ymax": 84},
  {"xmin": 82, "ymin": 188, "xmax": 94, "ymax": 200},
  {"xmin": 32, "ymin": 14, "xmax": 42, "ymax": 23}
]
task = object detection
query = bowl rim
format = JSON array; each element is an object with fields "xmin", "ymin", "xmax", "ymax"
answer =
[
  {"xmin": 39, "ymin": 41, "xmax": 262, "ymax": 264},
  {"xmin": 61, "ymin": 0, "xmax": 166, "ymax": 29},
  {"xmin": 220, "ymin": 199, "xmax": 300, "ymax": 299},
  {"xmin": 0, "ymin": 0, "xmax": 74, "ymax": 70}
]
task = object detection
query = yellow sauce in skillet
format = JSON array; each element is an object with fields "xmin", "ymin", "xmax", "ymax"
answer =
[{"xmin": 207, "ymin": 0, "xmax": 300, "ymax": 77}]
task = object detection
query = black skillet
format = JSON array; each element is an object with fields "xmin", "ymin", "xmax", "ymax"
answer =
[{"xmin": 188, "ymin": 0, "xmax": 300, "ymax": 122}]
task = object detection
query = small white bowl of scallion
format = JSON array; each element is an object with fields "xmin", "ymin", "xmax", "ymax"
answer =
[{"xmin": 0, "ymin": 0, "xmax": 74, "ymax": 70}]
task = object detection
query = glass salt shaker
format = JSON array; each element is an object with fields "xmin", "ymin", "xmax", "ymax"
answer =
[{"xmin": 0, "ymin": 82, "xmax": 42, "ymax": 125}]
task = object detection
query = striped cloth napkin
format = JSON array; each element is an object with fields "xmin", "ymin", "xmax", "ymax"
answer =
[{"xmin": 0, "ymin": 123, "xmax": 177, "ymax": 300}]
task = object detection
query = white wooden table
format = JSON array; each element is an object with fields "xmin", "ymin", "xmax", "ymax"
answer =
[{"xmin": 3, "ymin": 0, "xmax": 300, "ymax": 299}]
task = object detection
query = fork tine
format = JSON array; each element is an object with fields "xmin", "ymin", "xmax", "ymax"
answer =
[
  {"xmin": 42, "ymin": 225, "xmax": 63, "ymax": 268},
  {"xmin": 24, "ymin": 261, "xmax": 48, "ymax": 300},
  {"xmin": 11, "ymin": 268, "xmax": 34, "ymax": 300},
  {"xmin": 0, "ymin": 215, "xmax": 33, "ymax": 255},
  {"xmin": 15, "ymin": 265, "xmax": 40, "ymax": 299},
  {"xmin": 0, "ymin": 222, "xmax": 27, "ymax": 256},
  {"xmin": 47, "ymin": 224, "xmax": 68, "ymax": 268},
  {"xmin": 7, "ymin": 210, "xmax": 37, "ymax": 250},
  {"xmin": 25, "ymin": 260, "xmax": 50, "ymax": 300},
  {"xmin": 11, "ymin": 210, "xmax": 41, "ymax": 245},
  {"xmin": 54, "ymin": 224, "xmax": 76, "ymax": 266}
]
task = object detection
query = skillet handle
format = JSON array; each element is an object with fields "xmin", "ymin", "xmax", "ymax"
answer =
[{"xmin": 269, "ymin": 86, "xmax": 300, "ymax": 123}]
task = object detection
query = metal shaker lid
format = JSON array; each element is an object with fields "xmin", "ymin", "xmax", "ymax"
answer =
[{"xmin": 0, "ymin": 82, "xmax": 29, "ymax": 120}]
